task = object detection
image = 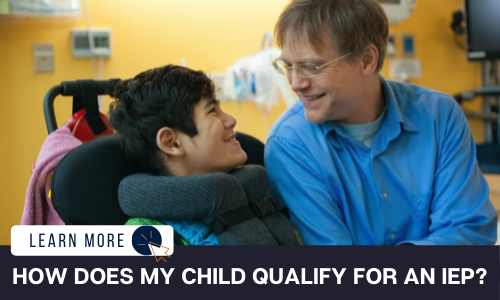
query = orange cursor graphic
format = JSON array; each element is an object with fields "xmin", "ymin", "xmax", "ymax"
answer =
[{"xmin": 149, "ymin": 242, "xmax": 171, "ymax": 262}]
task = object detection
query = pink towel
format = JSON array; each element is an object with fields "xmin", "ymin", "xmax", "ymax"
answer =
[{"xmin": 21, "ymin": 127, "xmax": 82, "ymax": 225}]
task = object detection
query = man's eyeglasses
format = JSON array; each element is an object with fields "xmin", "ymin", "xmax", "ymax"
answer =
[{"xmin": 271, "ymin": 53, "xmax": 352, "ymax": 78}]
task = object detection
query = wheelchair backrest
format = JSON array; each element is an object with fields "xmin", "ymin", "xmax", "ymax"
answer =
[{"xmin": 51, "ymin": 132, "xmax": 265, "ymax": 225}]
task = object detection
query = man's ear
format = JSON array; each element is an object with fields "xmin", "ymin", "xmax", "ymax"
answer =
[
  {"xmin": 156, "ymin": 127, "xmax": 184, "ymax": 156},
  {"xmin": 360, "ymin": 44, "xmax": 379, "ymax": 76}
]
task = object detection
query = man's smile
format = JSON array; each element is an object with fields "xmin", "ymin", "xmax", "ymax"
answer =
[{"xmin": 300, "ymin": 93, "xmax": 326, "ymax": 106}]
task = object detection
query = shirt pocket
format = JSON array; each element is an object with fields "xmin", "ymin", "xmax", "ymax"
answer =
[{"xmin": 413, "ymin": 189, "xmax": 434, "ymax": 239}]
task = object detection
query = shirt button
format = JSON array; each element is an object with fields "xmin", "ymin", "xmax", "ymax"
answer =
[
  {"xmin": 383, "ymin": 193, "xmax": 388, "ymax": 199},
  {"xmin": 391, "ymin": 234, "xmax": 395, "ymax": 240}
]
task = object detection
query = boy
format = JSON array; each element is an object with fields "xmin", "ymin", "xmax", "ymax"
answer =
[{"xmin": 109, "ymin": 64, "xmax": 301, "ymax": 245}]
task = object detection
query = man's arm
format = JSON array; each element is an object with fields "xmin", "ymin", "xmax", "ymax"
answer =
[
  {"xmin": 265, "ymin": 136, "xmax": 352, "ymax": 245},
  {"xmin": 401, "ymin": 101, "xmax": 497, "ymax": 245}
]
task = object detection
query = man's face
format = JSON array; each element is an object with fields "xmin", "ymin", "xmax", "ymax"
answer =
[
  {"xmin": 179, "ymin": 97, "xmax": 247, "ymax": 175},
  {"xmin": 280, "ymin": 32, "xmax": 364, "ymax": 124}
]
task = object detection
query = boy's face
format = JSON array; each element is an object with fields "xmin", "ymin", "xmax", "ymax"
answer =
[{"xmin": 179, "ymin": 97, "xmax": 247, "ymax": 175}]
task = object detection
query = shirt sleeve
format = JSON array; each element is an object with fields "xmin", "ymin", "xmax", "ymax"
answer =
[
  {"xmin": 265, "ymin": 135, "xmax": 353, "ymax": 245},
  {"xmin": 401, "ymin": 101, "xmax": 497, "ymax": 245}
]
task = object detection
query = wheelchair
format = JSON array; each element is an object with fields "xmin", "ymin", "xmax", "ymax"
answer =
[{"xmin": 43, "ymin": 79, "xmax": 266, "ymax": 230}]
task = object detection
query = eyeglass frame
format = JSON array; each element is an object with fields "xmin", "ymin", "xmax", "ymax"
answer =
[{"xmin": 271, "ymin": 52, "xmax": 353, "ymax": 78}]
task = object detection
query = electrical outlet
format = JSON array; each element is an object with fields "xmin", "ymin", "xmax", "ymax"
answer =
[
  {"xmin": 33, "ymin": 43, "xmax": 54, "ymax": 73},
  {"xmin": 390, "ymin": 59, "xmax": 421, "ymax": 80},
  {"xmin": 71, "ymin": 28, "xmax": 112, "ymax": 58}
]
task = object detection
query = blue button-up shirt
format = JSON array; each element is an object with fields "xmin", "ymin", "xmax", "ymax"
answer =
[{"xmin": 265, "ymin": 79, "xmax": 497, "ymax": 245}]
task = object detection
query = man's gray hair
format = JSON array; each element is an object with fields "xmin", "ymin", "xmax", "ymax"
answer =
[{"xmin": 274, "ymin": 0, "xmax": 389, "ymax": 71}]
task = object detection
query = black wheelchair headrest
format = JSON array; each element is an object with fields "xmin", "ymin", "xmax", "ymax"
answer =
[
  {"xmin": 51, "ymin": 132, "xmax": 265, "ymax": 225},
  {"xmin": 51, "ymin": 134, "xmax": 143, "ymax": 225}
]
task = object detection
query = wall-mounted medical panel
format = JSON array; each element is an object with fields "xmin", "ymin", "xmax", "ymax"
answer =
[{"xmin": 71, "ymin": 28, "xmax": 112, "ymax": 58}]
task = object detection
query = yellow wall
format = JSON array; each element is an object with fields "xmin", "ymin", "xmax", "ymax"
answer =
[
  {"xmin": 382, "ymin": 0, "xmax": 484, "ymax": 139},
  {"xmin": 0, "ymin": 0, "xmax": 485, "ymax": 245}
]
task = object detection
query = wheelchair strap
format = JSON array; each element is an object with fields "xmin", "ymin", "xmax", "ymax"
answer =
[
  {"xmin": 78, "ymin": 80, "xmax": 108, "ymax": 135},
  {"xmin": 209, "ymin": 197, "xmax": 281, "ymax": 236},
  {"xmin": 249, "ymin": 196, "xmax": 281, "ymax": 217},
  {"xmin": 209, "ymin": 205, "xmax": 256, "ymax": 236},
  {"xmin": 72, "ymin": 96, "xmax": 84, "ymax": 115}
]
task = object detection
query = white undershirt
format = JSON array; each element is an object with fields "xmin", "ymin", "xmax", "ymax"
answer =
[{"xmin": 336, "ymin": 108, "xmax": 387, "ymax": 149}]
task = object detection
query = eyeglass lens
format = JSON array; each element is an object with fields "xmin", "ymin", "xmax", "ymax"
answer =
[{"xmin": 274, "ymin": 61, "xmax": 318, "ymax": 78}]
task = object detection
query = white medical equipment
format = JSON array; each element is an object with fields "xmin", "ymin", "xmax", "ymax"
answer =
[
  {"xmin": 378, "ymin": 0, "xmax": 415, "ymax": 24},
  {"xmin": 6, "ymin": 0, "xmax": 81, "ymax": 17},
  {"xmin": 222, "ymin": 32, "xmax": 296, "ymax": 109}
]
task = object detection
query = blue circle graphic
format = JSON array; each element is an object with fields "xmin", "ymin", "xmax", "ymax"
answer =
[{"xmin": 132, "ymin": 226, "xmax": 163, "ymax": 255}]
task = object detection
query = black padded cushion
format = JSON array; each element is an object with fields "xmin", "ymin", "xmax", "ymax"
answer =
[
  {"xmin": 237, "ymin": 132, "xmax": 265, "ymax": 166},
  {"xmin": 51, "ymin": 132, "xmax": 265, "ymax": 225},
  {"xmin": 51, "ymin": 134, "xmax": 144, "ymax": 225}
]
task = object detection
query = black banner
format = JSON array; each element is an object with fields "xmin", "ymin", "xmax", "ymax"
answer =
[{"xmin": 0, "ymin": 245, "xmax": 498, "ymax": 299}]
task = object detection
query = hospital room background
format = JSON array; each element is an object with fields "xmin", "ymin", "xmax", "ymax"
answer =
[{"xmin": 0, "ymin": 0, "xmax": 498, "ymax": 245}]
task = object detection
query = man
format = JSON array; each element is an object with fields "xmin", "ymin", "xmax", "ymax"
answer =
[{"xmin": 265, "ymin": 0, "xmax": 497, "ymax": 245}]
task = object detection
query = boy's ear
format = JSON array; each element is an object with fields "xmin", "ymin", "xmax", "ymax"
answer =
[{"xmin": 156, "ymin": 127, "xmax": 184, "ymax": 156}]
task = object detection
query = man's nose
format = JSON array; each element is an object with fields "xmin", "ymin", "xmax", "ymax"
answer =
[{"xmin": 289, "ymin": 70, "xmax": 311, "ymax": 92}]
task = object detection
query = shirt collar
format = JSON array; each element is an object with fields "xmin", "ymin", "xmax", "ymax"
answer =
[
  {"xmin": 381, "ymin": 77, "xmax": 419, "ymax": 133},
  {"xmin": 319, "ymin": 77, "xmax": 419, "ymax": 149}
]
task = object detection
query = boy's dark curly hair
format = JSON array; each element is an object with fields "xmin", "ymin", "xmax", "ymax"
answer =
[{"xmin": 108, "ymin": 64, "xmax": 216, "ymax": 176}]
